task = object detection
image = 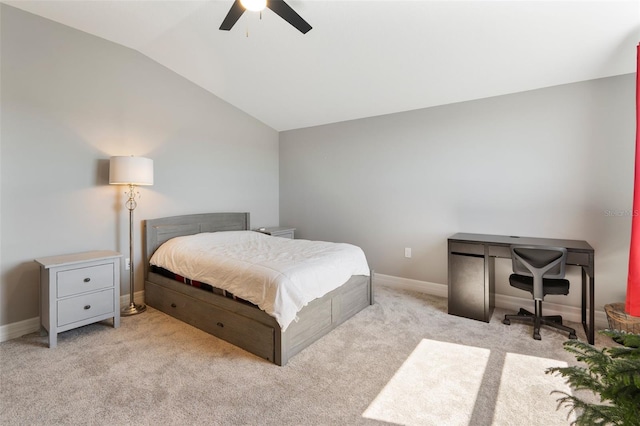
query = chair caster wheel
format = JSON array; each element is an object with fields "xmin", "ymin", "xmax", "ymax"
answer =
[
  {"xmin": 569, "ymin": 333, "xmax": 577, "ymax": 340},
  {"xmin": 503, "ymin": 319, "xmax": 511, "ymax": 325},
  {"xmin": 534, "ymin": 332, "xmax": 541, "ymax": 340}
]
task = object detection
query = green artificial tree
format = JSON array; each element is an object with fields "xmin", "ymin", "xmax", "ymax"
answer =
[{"xmin": 546, "ymin": 330, "xmax": 640, "ymax": 426}]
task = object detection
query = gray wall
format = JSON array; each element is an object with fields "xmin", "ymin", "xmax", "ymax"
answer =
[
  {"xmin": 280, "ymin": 74, "xmax": 635, "ymax": 310},
  {"xmin": 0, "ymin": 5, "xmax": 279, "ymax": 326}
]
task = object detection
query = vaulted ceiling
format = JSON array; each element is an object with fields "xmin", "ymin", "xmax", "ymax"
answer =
[{"xmin": 4, "ymin": 1, "xmax": 639, "ymax": 131}]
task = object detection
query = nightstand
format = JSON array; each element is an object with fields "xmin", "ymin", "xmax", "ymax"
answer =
[
  {"xmin": 35, "ymin": 250, "xmax": 122, "ymax": 348},
  {"xmin": 256, "ymin": 227, "xmax": 296, "ymax": 239}
]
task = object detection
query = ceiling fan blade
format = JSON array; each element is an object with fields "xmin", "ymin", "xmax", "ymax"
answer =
[
  {"xmin": 267, "ymin": 0, "xmax": 312, "ymax": 34},
  {"xmin": 220, "ymin": 0, "xmax": 245, "ymax": 31}
]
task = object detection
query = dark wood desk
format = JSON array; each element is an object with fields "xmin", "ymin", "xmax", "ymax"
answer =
[{"xmin": 448, "ymin": 233, "xmax": 595, "ymax": 344}]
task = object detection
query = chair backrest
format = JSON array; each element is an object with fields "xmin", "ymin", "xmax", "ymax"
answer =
[{"xmin": 510, "ymin": 245, "xmax": 567, "ymax": 300}]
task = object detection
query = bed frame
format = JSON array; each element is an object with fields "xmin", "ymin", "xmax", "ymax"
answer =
[{"xmin": 144, "ymin": 212, "xmax": 373, "ymax": 366}]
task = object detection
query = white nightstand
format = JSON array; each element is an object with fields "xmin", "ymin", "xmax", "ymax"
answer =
[
  {"xmin": 256, "ymin": 227, "xmax": 296, "ymax": 239},
  {"xmin": 35, "ymin": 250, "xmax": 122, "ymax": 348}
]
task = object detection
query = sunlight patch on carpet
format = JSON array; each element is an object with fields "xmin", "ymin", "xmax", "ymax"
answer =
[
  {"xmin": 362, "ymin": 339, "xmax": 490, "ymax": 425},
  {"xmin": 362, "ymin": 339, "xmax": 575, "ymax": 425},
  {"xmin": 493, "ymin": 352, "xmax": 575, "ymax": 425}
]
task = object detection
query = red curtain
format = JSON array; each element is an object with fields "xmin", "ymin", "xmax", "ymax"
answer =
[{"xmin": 627, "ymin": 43, "xmax": 640, "ymax": 317}]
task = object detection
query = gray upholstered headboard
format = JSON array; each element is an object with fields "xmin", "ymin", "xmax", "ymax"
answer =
[{"xmin": 143, "ymin": 212, "xmax": 250, "ymax": 277}]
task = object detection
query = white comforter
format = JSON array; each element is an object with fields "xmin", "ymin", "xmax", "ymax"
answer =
[{"xmin": 150, "ymin": 231, "xmax": 370, "ymax": 330}]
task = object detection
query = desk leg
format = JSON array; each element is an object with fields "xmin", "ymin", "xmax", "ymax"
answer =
[
  {"xmin": 589, "ymin": 272, "xmax": 595, "ymax": 345},
  {"xmin": 581, "ymin": 267, "xmax": 595, "ymax": 345},
  {"xmin": 581, "ymin": 268, "xmax": 587, "ymax": 334}
]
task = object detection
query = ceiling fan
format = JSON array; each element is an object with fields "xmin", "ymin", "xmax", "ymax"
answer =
[{"xmin": 220, "ymin": 0, "xmax": 312, "ymax": 34}]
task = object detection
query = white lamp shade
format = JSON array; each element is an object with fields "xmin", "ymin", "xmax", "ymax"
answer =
[{"xmin": 109, "ymin": 156, "xmax": 154, "ymax": 186}]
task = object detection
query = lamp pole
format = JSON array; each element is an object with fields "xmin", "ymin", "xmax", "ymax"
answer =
[{"xmin": 121, "ymin": 183, "xmax": 146, "ymax": 316}]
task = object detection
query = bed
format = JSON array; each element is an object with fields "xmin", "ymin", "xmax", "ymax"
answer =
[{"xmin": 144, "ymin": 212, "xmax": 373, "ymax": 366}]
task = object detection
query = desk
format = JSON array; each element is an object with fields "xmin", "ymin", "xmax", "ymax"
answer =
[{"xmin": 448, "ymin": 233, "xmax": 595, "ymax": 344}]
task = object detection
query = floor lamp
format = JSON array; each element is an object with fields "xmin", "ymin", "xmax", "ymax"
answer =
[{"xmin": 109, "ymin": 156, "xmax": 154, "ymax": 316}]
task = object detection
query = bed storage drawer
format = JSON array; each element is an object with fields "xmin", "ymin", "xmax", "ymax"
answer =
[
  {"xmin": 334, "ymin": 276, "xmax": 370, "ymax": 324},
  {"xmin": 146, "ymin": 281, "xmax": 275, "ymax": 362},
  {"xmin": 286, "ymin": 297, "xmax": 333, "ymax": 354}
]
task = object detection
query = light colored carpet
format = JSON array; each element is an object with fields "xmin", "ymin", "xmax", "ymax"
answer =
[{"xmin": 0, "ymin": 285, "xmax": 607, "ymax": 425}]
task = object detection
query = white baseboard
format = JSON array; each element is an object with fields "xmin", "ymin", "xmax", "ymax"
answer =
[
  {"xmin": 375, "ymin": 274, "xmax": 448, "ymax": 299},
  {"xmin": 0, "ymin": 316, "xmax": 41, "ymax": 343},
  {"xmin": 0, "ymin": 290, "xmax": 146, "ymax": 343},
  {"xmin": 119, "ymin": 290, "xmax": 146, "ymax": 310},
  {"xmin": 374, "ymin": 273, "xmax": 609, "ymax": 330}
]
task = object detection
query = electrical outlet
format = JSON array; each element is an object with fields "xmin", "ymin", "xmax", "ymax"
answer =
[
  {"xmin": 125, "ymin": 258, "xmax": 131, "ymax": 270},
  {"xmin": 404, "ymin": 248, "xmax": 412, "ymax": 258}
]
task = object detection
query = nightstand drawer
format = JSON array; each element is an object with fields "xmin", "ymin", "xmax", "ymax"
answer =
[
  {"xmin": 57, "ymin": 263, "xmax": 114, "ymax": 298},
  {"xmin": 271, "ymin": 230, "xmax": 294, "ymax": 239},
  {"xmin": 256, "ymin": 227, "xmax": 296, "ymax": 239},
  {"xmin": 57, "ymin": 289, "xmax": 115, "ymax": 327}
]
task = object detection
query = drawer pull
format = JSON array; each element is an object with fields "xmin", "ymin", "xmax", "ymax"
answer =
[
  {"xmin": 217, "ymin": 322, "xmax": 224, "ymax": 328},
  {"xmin": 84, "ymin": 305, "xmax": 91, "ymax": 310},
  {"xmin": 83, "ymin": 278, "xmax": 91, "ymax": 283},
  {"xmin": 171, "ymin": 303, "xmax": 177, "ymax": 308}
]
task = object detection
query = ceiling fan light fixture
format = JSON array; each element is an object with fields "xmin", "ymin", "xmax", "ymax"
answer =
[
  {"xmin": 240, "ymin": 0, "xmax": 267, "ymax": 12},
  {"xmin": 220, "ymin": 0, "xmax": 312, "ymax": 34}
]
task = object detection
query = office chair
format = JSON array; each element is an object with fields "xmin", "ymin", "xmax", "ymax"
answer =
[{"xmin": 502, "ymin": 245, "xmax": 577, "ymax": 340}]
